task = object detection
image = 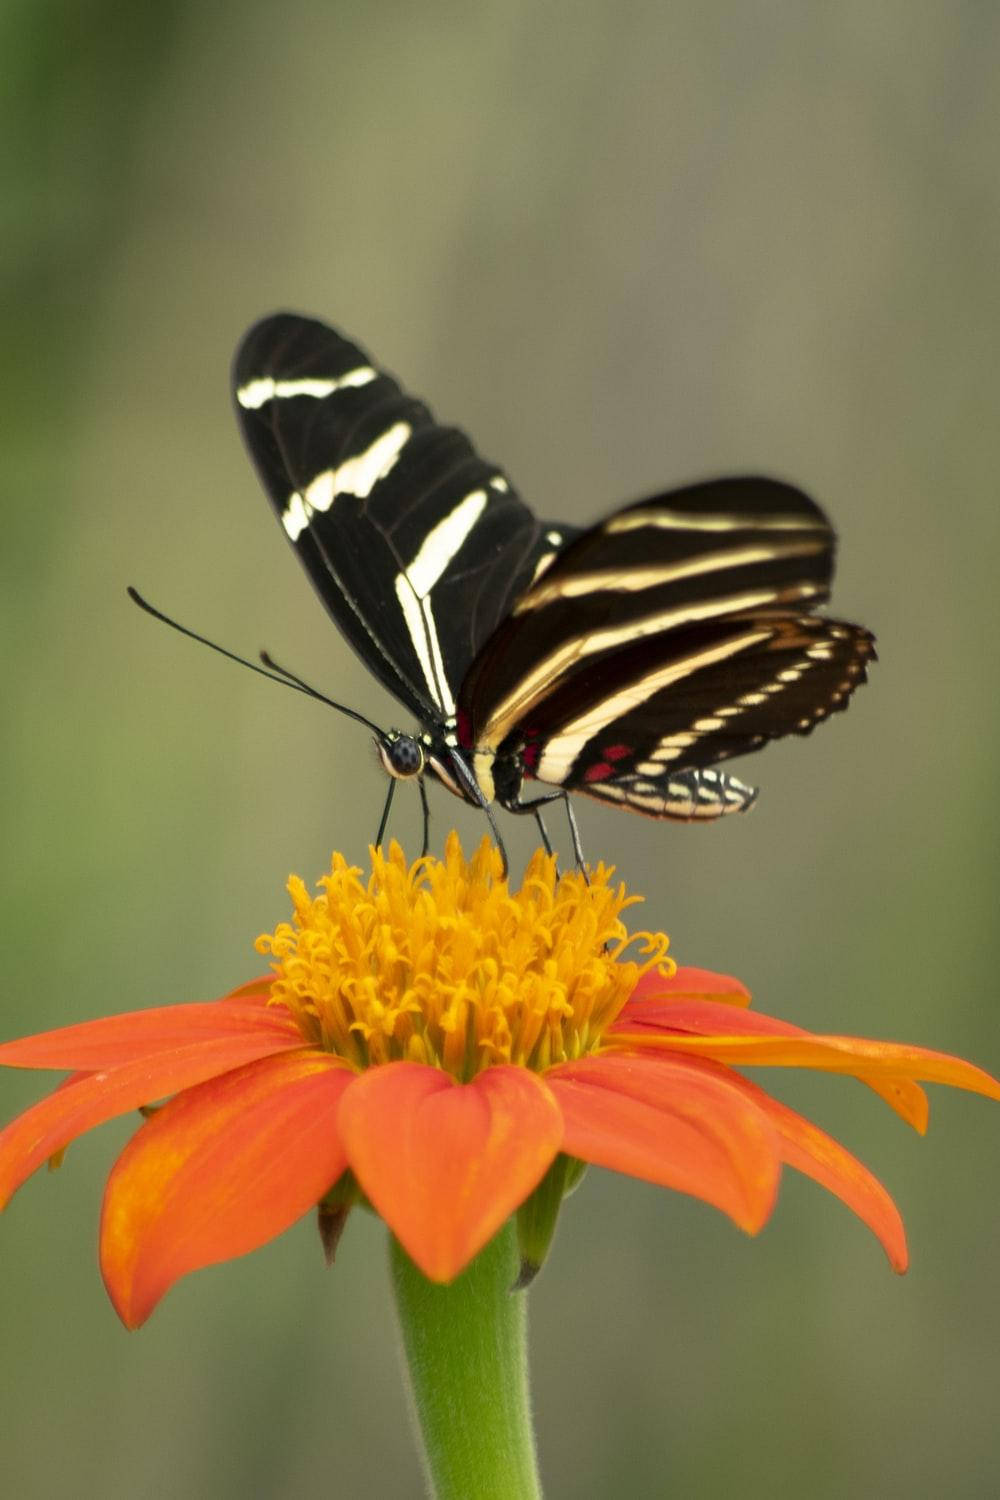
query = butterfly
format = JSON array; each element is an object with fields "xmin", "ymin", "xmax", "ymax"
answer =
[{"xmin": 231, "ymin": 312, "xmax": 874, "ymax": 863}]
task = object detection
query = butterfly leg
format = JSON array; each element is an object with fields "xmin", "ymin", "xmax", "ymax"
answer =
[
  {"xmin": 506, "ymin": 790, "xmax": 586, "ymax": 875},
  {"xmin": 532, "ymin": 806, "xmax": 554, "ymax": 858},
  {"xmin": 504, "ymin": 789, "xmax": 576, "ymax": 870},
  {"xmin": 418, "ymin": 776, "xmax": 431, "ymax": 858},
  {"xmin": 374, "ymin": 777, "xmax": 396, "ymax": 848},
  {"xmin": 561, "ymin": 791, "xmax": 587, "ymax": 873}
]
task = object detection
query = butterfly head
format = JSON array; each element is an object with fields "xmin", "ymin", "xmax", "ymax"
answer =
[{"xmin": 377, "ymin": 731, "xmax": 426, "ymax": 781}]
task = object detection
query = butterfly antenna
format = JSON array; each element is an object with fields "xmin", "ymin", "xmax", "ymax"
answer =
[
  {"xmin": 126, "ymin": 587, "xmax": 385, "ymax": 736},
  {"xmin": 257, "ymin": 648, "xmax": 340, "ymax": 702}
]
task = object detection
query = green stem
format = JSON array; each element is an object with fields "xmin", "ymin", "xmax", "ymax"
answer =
[{"xmin": 390, "ymin": 1224, "xmax": 542, "ymax": 1500}]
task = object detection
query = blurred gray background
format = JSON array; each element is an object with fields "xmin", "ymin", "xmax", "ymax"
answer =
[{"xmin": 3, "ymin": 3, "xmax": 999, "ymax": 1496}]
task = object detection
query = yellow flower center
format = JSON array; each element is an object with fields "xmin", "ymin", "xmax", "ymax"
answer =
[{"xmin": 255, "ymin": 834, "xmax": 673, "ymax": 1080}]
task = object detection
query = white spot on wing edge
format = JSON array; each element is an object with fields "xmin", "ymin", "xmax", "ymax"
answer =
[{"xmin": 282, "ymin": 492, "xmax": 310, "ymax": 541}]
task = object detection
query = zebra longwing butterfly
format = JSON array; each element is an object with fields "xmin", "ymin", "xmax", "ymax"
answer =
[{"xmin": 233, "ymin": 313, "xmax": 874, "ymax": 847}]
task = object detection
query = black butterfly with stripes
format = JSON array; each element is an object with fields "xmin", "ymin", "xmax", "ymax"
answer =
[{"xmin": 233, "ymin": 312, "xmax": 875, "ymax": 861}]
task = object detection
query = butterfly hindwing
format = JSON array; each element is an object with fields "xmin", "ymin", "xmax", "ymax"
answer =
[
  {"xmin": 459, "ymin": 478, "xmax": 838, "ymax": 743},
  {"xmin": 513, "ymin": 612, "xmax": 874, "ymax": 814},
  {"xmin": 456, "ymin": 479, "xmax": 873, "ymax": 813}
]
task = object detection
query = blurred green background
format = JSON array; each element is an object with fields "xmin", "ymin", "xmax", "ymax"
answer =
[{"xmin": 3, "ymin": 3, "xmax": 999, "ymax": 1496}]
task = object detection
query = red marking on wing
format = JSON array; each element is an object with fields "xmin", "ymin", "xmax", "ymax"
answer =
[
  {"xmin": 602, "ymin": 744, "xmax": 631, "ymax": 762},
  {"xmin": 522, "ymin": 742, "xmax": 541, "ymax": 771},
  {"xmin": 456, "ymin": 708, "xmax": 473, "ymax": 751},
  {"xmin": 584, "ymin": 762, "xmax": 615, "ymax": 783}
]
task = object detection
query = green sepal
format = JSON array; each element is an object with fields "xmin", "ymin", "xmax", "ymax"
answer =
[{"xmin": 514, "ymin": 1153, "xmax": 586, "ymax": 1289}]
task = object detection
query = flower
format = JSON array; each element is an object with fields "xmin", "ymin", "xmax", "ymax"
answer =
[{"xmin": 1, "ymin": 836, "xmax": 997, "ymax": 1329}]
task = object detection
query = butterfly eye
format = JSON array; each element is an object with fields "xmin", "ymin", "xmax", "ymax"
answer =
[{"xmin": 379, "ymin": 735, "xmax": 425, "ymax": 780}]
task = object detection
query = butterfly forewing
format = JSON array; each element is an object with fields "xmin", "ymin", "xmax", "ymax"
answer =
[{"xmin": 233, "ymin": 314, "xmax": 569, "ymax": 723}]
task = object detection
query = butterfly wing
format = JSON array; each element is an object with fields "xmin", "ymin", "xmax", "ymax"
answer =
[
  {"xmin": 457, "ymin": 477, "xmax": 874, "ymax": 815},
  {"xmin": 233, "ymin": 314, "xmax": 574, "ymax": 725}
]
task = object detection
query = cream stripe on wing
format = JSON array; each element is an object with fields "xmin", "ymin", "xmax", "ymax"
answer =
[
  {"xmin": 534, "ymin": 629, "xmax": 771, "ymax": 782},
  {"xmin": 512, "ymin": 537, "xmax": 826, "ymax": 612},
  {"xmin": 606, "ymin": 508, "xmax": 828, "ymax": 535},
  {"xmin": 237, "ymin": 368, "xmax": 377, "ymax": 409},
  {"xmin": 393, "ymin": 489, "xmax": 488, "ymax": 713},
  {"xmin": 404, "ymin": 490, "xmax": 488, "ymax": 596},
  {"xmin": 281, "ymin": 422, "xmax": 412, "ymax": 540},
  {"xmin": 480, "ymin": 588, "xmax": 811, "ymax": 745}
]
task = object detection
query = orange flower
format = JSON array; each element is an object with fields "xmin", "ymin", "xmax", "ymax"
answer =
[{"xmin": 1, "ymin": 837, "xmax": 997, "ymax": 1329}]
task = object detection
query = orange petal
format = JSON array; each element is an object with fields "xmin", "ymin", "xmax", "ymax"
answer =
[
  {"xmin": 616, "ymin": 994, "xmax": 804, "ymax": 1038},
  {"xmin": 0, "ymin": 1001, "xmax": 300, "ymax": 1070},
  {"xmin": 338, "ymin": 1062, "xmax": 563, "ymax": 1283},
  {"xmin": 219, "ymin": 977, "xmax": 275, "ymax": 1005},
  {"xmin": 630, "ymin": 967, "xmax": 752, "ymax": 1007},
  {"xmin": 545, "ymin": 1052, "xmax": 780, "ymax": 1233},
  {"xmin": 613, "ymin": 999, "xmax": 930, "ymax": 1129},
  {"xmin": 0, "ymin": 1032, "xmax": 313, "ymax": 1208},
  {"xmin": 729, "ymin": 1072, "xmax": 908, "ymax": 1271},
  {"xmin": 100, "ymin": 1051, "xmax": 353, "ymax": 1328},
  {"xmin": 618, "ymin": 1030, "xmax": 1000, "ymax": 1100},
  {"xmin": 858, "ymin": 1076, "xmax": 929, "ymax": 1133}
]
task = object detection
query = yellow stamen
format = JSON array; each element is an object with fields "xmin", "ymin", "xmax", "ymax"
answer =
[{"xmin": 255, "ymin": 834, "xmax": 673, "ymax": 1080}]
